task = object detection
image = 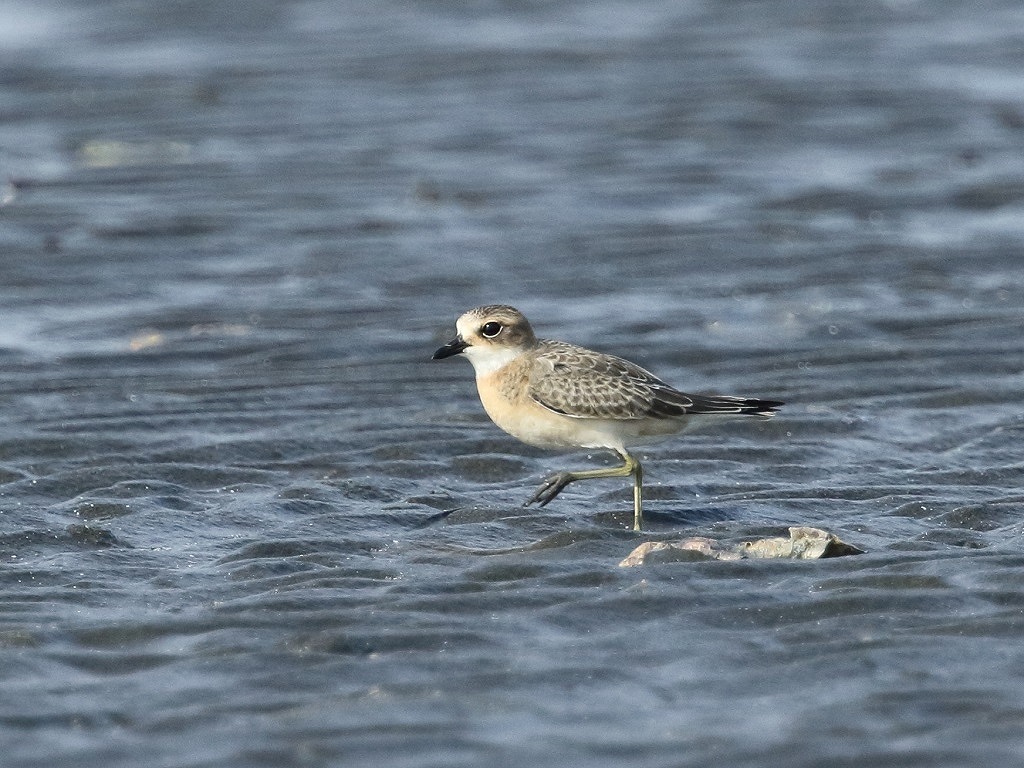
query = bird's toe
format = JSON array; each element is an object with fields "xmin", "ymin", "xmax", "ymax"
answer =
[{"xmin": 524, "ymin": 472, "xmax": 575, "ymax": 507}]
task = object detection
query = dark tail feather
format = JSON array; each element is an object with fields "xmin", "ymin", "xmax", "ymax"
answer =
[
  {"xmin": 645, "ymin": 382, "xmax": 783, "ymax": 419},
  {"xmin": 686, "ymin": 394, "xmax": 783, "ymax": 417}
]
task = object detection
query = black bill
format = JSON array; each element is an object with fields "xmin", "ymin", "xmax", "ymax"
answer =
[{"xmin": 432, "ymin": 336, "xmax": 469, "ymax": 359}]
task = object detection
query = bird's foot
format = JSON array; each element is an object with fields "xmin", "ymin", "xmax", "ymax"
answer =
[{"xmin": 524, "ymin": 471, "xmax": 575, "ymax": 507}]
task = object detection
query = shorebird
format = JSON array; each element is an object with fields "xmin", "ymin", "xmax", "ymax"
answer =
[{"xmin": 432, "ymin": 305, "xmax": 782, "ymax": 531}]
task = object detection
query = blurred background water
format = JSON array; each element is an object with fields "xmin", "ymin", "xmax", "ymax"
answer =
[{"xmin": 2, "ymin": 0, "xmax": 1024, "ymax": 766}]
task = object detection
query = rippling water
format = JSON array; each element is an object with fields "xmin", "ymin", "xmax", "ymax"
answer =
[{"xmin": 3, "ymin": 1, "xmax": 1024, "ymax": 766}]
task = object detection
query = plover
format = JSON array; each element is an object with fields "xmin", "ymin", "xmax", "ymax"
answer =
[{"xmin": 433, "ymin": 305, "xmax": 782, "ymax": 531}]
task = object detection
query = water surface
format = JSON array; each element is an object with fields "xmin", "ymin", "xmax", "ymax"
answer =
[{"xmin": 2, "ymin": 1, "xmax": 1024, "ymax": 766}]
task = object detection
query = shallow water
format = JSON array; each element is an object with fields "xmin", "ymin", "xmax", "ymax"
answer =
[{"xmin": 2, "ymin": 1, "xmax": 1024, "ymax": 766}]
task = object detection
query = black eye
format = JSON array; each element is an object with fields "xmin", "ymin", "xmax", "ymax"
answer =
[{"xmin": 480, "ymin": 321, "xmax": 502, "ymax": 338}]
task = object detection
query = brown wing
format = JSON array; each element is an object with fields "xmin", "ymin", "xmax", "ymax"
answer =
[
  {"xmin": 526, "ymin": 341, "xmax": 687, "ymax": 420},
  {"xmin": 527, "ymin": 340, "xmax": 782, "ymax": 420}
]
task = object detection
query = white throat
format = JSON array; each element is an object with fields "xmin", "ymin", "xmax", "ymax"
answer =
[{"xmin": 462, "ymin": 344, "xmax": 523, "ymax": 377}]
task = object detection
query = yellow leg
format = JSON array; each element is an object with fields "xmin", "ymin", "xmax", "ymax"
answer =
[
  {"xmin": 630, "ymin": 454, "xmax": 643, "ymax": 532},
  {"xmin": 525, "ymin": 448, "xmax": 645, "ymax": 531}
]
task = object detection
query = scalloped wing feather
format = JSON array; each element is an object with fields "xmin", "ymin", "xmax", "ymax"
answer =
[{"xmin": 527, "ymin": 340, "xmax": 781, "ymax": 420}]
